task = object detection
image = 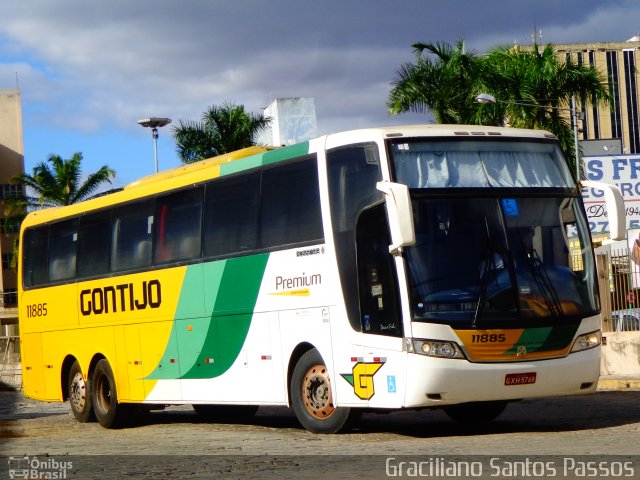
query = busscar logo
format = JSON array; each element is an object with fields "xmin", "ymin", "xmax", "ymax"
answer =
[{"xmin": 79, "ymin": 279, "xmax": 162, "ymax": 316}]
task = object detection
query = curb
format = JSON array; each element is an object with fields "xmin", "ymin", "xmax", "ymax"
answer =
[{"xmin": 597, "ymin": 377, "xmax": 640, "ymax": 391}]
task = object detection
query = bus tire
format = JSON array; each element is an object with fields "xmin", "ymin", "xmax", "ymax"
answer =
[
  {"xmin": 68, "ymin": 360, "xmax": 94, "ymax": 423},
  {"xmin": 443, "ymin": 401, "xmax": 507, "ymax": 423},
  {"xmin": 290, "ymin": 348, "xmax": 357, "ymax": 434},
  {"xmin": 91, "ymin": 359, "xmax": 130, "ymax": 429}
]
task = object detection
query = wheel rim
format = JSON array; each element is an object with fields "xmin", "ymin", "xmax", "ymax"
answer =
[
  {"xmin": 70, "ymin": 372, "xmax": 87, "ymax": 412},
  {"xmin": 94, "ymin": 372, "xmax": 112, "ymax": 414},
  {"xmin": 301, "ymin": 363, "xmax": 335, "ymax": 419}
]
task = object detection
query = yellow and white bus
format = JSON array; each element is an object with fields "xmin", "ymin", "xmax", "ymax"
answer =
[{"xmin": 18, "ymin": 125, "xmax": 624, "ymax": 433}]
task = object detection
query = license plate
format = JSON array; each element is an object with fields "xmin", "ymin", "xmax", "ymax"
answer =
[{"xmin": 504, "ymin": 372, "xmax": 537, "ymax": 386}]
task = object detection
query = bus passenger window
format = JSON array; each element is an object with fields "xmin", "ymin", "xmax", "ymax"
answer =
[
  {"xmin": 203, "ymin": 172, "xmax": 259, "ymax": 257},
  {"xmin": 78, "ymin": 211, "xmax": 111, "ymax": 278},
  {"xmin": 22, "ymin": 227, "xmax": 49, "ymax": 287},
  {"xmin": 111, "ymin": 200, "xmax": 154, "ymax": 272},
  {"xmin": 155, "ymin": 187, "xmax": 203, "ymax": 264},
  {"xmin": 48, "ymin": 219, "xmax": 78, "ymax": 282},
  {"xmin": 260, "ymin": 158, "xmax": 323, "ymax": 249}
]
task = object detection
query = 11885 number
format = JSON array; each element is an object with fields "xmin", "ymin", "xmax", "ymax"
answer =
[
  {"xmin": 26, "ymin": 303, "xmax": 48, "ymax": 318},
  {"xmin": 471, "ymin": 333, "xmax": 506, "ymax": 343}
]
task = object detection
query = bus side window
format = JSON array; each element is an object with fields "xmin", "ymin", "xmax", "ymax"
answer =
[
  {"xmin": 77, "ymin": 211, "xmax": 111, "ymax": 278},
  {"xmin": 22, "ymin": 226, "xmax": 49, "ymax": 288},
  {"xmin": 111, "ymin": 200, "xmax": 154, "ymax": 272},
  {"xmin": 48, "ymin": 219, "xmax": 78, "ymax": 282},
  {"xmin": 260, "ymin": 157, "xmax": 323, "ymax": 249},
  {"xmin": 155, "ymin": 187, "xmax": 203, "ymax": 264},
  {"xmin": 203, "ymin": 172, "xmax": 260, "ymax": 257}
]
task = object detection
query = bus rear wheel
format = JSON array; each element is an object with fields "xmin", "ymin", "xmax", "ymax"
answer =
[
  {"xmin": 443, "ymin": 401, "xmax": 507, "ymax": 423},
  {"xmin": 68, "ymin": 360, "xmax": 94, "ymax": 422},
  {"xmin": 291, "ymin": 348, "xmax": 358, "ymax": 434},
  {"xmin": 91, "ymin": 359, "xmax": 131, "ymax": 428}
]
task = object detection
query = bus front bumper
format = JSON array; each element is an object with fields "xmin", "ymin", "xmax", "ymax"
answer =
[{"xmin": 403, "ymin": 346, "xmax": 600, "ymax": 408}]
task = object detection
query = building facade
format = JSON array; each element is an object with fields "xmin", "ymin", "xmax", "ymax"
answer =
[
  {"xmin": 0, "ymin": 89, "xmax": 24, "ymax": 328},
  {"xmin": 554, "ymin": 37, "xmax": 640, "ymax": 155}
]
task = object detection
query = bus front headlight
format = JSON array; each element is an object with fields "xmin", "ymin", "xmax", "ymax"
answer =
[
  {"xmin": 407, "ymin": 338, "xmax": 465, "ymax": 359},
  {"xmin": 570, "ymin": 330, "xmax": 601, "ymax": 353}
]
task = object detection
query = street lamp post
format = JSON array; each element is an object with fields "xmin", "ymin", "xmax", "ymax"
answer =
[
  {"xmin": 137, "ymin": 117, "xmax": 172, "ymax": 173},
  {"xmin": 475, "ymin": 93, "xmax": 581, "ymax": 180}
]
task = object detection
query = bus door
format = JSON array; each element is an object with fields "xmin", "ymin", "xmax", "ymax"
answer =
[{"xmin": 356, "ymin": 204, "xmax": 402, "ymax": 337}]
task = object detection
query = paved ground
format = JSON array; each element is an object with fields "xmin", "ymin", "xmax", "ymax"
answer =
[{"xmin": 0, "ymin": 389, "xmax": 639, "ymax": 478}]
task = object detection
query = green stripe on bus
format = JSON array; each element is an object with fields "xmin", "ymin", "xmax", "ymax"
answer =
[
  {"xmin": 534, "ymin": 323, "xmax": 580, "ymax": 352},
  {"xmin": 220, "ymin": 156, "xmax": 263, "ymax": 176},
  {"xmin": 505, "ymin": 323, "xmax": 578, "ymax": 354},
  {"xmin": 147, "ymin": 254, "xmax": 269, "ymax": 381},
  {"xmin": 219, "ymin": 142, "xmax": 310, "ymax": 176},
  {"xmin": 261, "ymin": 142, "xmax": 310, "ymax": 166},
  {"xmin": 505, "ymin": 327, "xmax": 552, "ymax": 354},
  {"xmin": 181, "ymin": 254, "xmax": 269, "ymax": 379}
]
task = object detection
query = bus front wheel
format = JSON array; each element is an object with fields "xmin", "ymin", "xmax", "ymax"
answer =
[
  {"xmin": 91, "ymin": 359, "xmax": 130, "ymax": 428},
  {"xmin": 443, "ymin": 401, "xmax": 507, "ymax": 423},
  {"xmin": 290, "ymin": 348, "xmax": 358, "ymax": 434},
  {"xmin": 68, "ymin": 360, "xmax": 94, "ymax": 423}
]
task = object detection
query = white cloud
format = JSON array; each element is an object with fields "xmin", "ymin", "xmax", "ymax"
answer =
[{"xmin": 1, "ymin": 0, "xmax": 638, "ymax": 157}]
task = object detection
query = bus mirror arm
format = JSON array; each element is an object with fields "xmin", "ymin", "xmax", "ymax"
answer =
[
  {"xmin": 376, "ymin": 181, "xmax": 416, "ymax": 255},
  {"xmin": 580, "ymin": 180, "xmax": 625, "ymax": 241}
]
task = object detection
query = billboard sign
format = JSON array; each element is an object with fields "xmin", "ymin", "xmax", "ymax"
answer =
[{"xmin": 582, "ymin": 155, "xmax": 640, "ymax": 237}]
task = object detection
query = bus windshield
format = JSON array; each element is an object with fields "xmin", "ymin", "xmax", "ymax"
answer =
[
  {"xmin": 391, "ymin": 138, "xmax": 575, "ymax": 189},
  {"xmin": 404, "ymin": 195, "xmax": 597, "ymax": 327},
  {"xmin": 389, "ymin": 138, "xmax": 595, "ymax": 328}
]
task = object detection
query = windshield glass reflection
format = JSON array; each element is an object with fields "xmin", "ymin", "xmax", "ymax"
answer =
[{"xmin": 405, "ymin": 196, "xmax": 597, "ymax": 328}]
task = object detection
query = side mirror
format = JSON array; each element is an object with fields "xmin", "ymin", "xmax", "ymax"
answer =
[
  {"xmin": 581, "ymin": 180, "xmax": 626, "ymax": 241},
  {"xmin": 376, "ymin": 181, "xmax": 416, "ymax": 255}
]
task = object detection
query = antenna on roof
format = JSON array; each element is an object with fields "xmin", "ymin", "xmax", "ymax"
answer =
[{"xmin": 532, "ymin": 24, "xmax": 543, "ymax": 44}]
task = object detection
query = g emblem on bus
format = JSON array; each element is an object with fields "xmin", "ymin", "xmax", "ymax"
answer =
[{"xmin": 516, "ymin": 345, "xmax": 527, "ymax": 357}]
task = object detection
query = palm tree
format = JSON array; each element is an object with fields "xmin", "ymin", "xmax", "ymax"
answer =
[
  {"xmin": 389, "ymin": 41, "xmax": 493, "ymax": 124},
  {"xmin": 4, "ymin": 152, "xmax": 116, "ymax": 268},
  {"xmin": 9, "ymin": 152, "xmax": 116, "ymax": 209},
  {"xmin": 388, "ymin": 41, "xmax": 610, "ymax": 174},
  {"xmin": 172, "ymin": 103, "xmax": 271, "ymax": 164},
  {"xmin": 479, "ymin": 44, "xmax": 610, "ymax": 174}
]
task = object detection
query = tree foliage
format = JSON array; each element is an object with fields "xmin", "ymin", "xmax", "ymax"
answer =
[
  {"xmin": 172, "ymin": 103, "xmax": 271, "ymax": 164},
  {"xmin": 8, "ymin": 152, "xmax": 116, "ymax": 211},
  {"xmin": 4, "ymin": 152, "xmax": 116, "ymax": 269},
  {"xmin": 388, "ymin": 40, "xmax": 611, "ymax": 176}
]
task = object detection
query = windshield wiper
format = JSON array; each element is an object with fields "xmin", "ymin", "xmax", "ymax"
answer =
[
  {"xmin": 473, "ymin": 245, "xmax": 493, "ymax": 328},
  {"xmin": 473, "ymin": 217, "xmax": 496, "ymax": 329},
  {"xmin": 516, "ymin": 227, "xmax": 564, "ymax": 319},
  {"xmin": 527, "ymin": 248, "xmax": 564, "ymax": 319}
]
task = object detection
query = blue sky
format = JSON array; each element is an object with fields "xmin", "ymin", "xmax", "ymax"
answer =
[{"xmin": 2, "ymin": 0, "xmax": 639, "ymax": 187}]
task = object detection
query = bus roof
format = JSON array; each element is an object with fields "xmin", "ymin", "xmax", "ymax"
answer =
[{"xmin": 124, "ymin": 146, "xmax": 277, "ymax": 190}]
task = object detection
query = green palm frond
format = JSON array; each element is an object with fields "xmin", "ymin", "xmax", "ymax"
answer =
[
  {"xmin": 5, "ymin": 152, "xmax": 116, "ymax": 221},
  {"xmin": 173, "ymin": 103, "xmax": 271, "ymax": 164}
]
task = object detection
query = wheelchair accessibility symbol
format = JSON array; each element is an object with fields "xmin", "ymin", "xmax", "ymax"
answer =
[{"xmin": 387, "ymin": 375, "xmax": 396, "ymax": 393}]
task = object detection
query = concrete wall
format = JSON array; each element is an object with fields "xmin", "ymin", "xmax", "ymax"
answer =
[{"xmin": 601, "ymin": 331, "xmax": 640, "ymax": 376}]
